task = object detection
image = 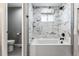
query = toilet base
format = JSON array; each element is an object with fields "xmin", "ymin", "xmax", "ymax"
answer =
[{"xmin": 8, "ymin": 45, "xmax": 14, "ymax": 52}]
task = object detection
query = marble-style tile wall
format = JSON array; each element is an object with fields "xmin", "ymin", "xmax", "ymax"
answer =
[{"xmin": 29, "ymin": 3, "xmax": 72, "ymax": 44}]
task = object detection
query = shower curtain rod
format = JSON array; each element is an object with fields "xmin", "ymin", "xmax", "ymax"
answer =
[{"xmin": 33, "ymin": 6, "xmax": 60, "ymax": 9}]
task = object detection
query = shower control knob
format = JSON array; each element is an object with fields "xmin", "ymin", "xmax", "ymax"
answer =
[
  {"xmin": 61, "ymin": 33, "xmax": 65, "ymax": 37},
  {"xmin": 60, "ymin": 38, "xmax": 64, "ymax": 40},
  {"xmin": 60, "ymin": 41, "xmax": 63, "ymax": 44},
  {"xmin": 59, "ymin": 6, "xmax": 64, "ymax": 10}
]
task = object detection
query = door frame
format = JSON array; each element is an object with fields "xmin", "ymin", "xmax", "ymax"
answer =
[
  {"xmin": 22, "ymin": 3, "xmax": 29, "ymax": 56},
  {"xmin": 2, "ymin": 3, "xmax": 8, "ymax": 56}
]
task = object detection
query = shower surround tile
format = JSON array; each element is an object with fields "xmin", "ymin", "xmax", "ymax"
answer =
[{"xmin": 29, "ymin": 3, "xmax": 71, "ymax": 44}]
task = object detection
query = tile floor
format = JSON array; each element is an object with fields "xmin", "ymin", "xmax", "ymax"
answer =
[{"xmin": 8, "ymin": 46, "xmax": 22, "ymax": 56}]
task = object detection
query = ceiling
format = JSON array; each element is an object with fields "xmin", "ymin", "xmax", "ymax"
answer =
[{"xmin": 8, "ymin": 3, "xmax": 22, "ymax": 7}]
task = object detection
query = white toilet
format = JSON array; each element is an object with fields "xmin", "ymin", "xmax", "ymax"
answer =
[{"xmin": 8, "ymin": 40, "xmax": 15, "ymax": 52}]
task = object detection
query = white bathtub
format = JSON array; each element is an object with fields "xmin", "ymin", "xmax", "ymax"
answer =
[
  {"xmin": 30, "ymin": 38, "xmax": 72, "ymax": 56},
  {"xmin": 31, "ymin": 38, "xmax": 71, "ymax": 45}
]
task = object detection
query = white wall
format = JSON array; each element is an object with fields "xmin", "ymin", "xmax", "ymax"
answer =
[{"xmin": 0, "ymin": 3, "xmax": 6, "ymax": 56}]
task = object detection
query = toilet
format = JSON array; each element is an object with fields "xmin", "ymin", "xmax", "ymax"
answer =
[{"xmin": 8, "ymin": 40, "xmax": 15, "ymax": 52}]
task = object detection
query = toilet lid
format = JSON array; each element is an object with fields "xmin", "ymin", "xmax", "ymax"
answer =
[{"xmin": 8, "ymin": 40, "xmax": 15, "ymax": 43}]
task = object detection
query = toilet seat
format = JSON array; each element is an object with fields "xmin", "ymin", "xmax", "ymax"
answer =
[{"xmin": 8, "ymin": 40, "xmax": 15, "ymax": 44}]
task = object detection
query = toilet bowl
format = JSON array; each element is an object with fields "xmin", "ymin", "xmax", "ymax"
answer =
[{"xmin": 8, "ymin": 40, "xmax": 15, "ymax": 52}]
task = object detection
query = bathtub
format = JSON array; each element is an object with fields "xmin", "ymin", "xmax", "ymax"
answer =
[{"xmin": 30, "ymin": 38, "xmax": 72, "ymax": 56}]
